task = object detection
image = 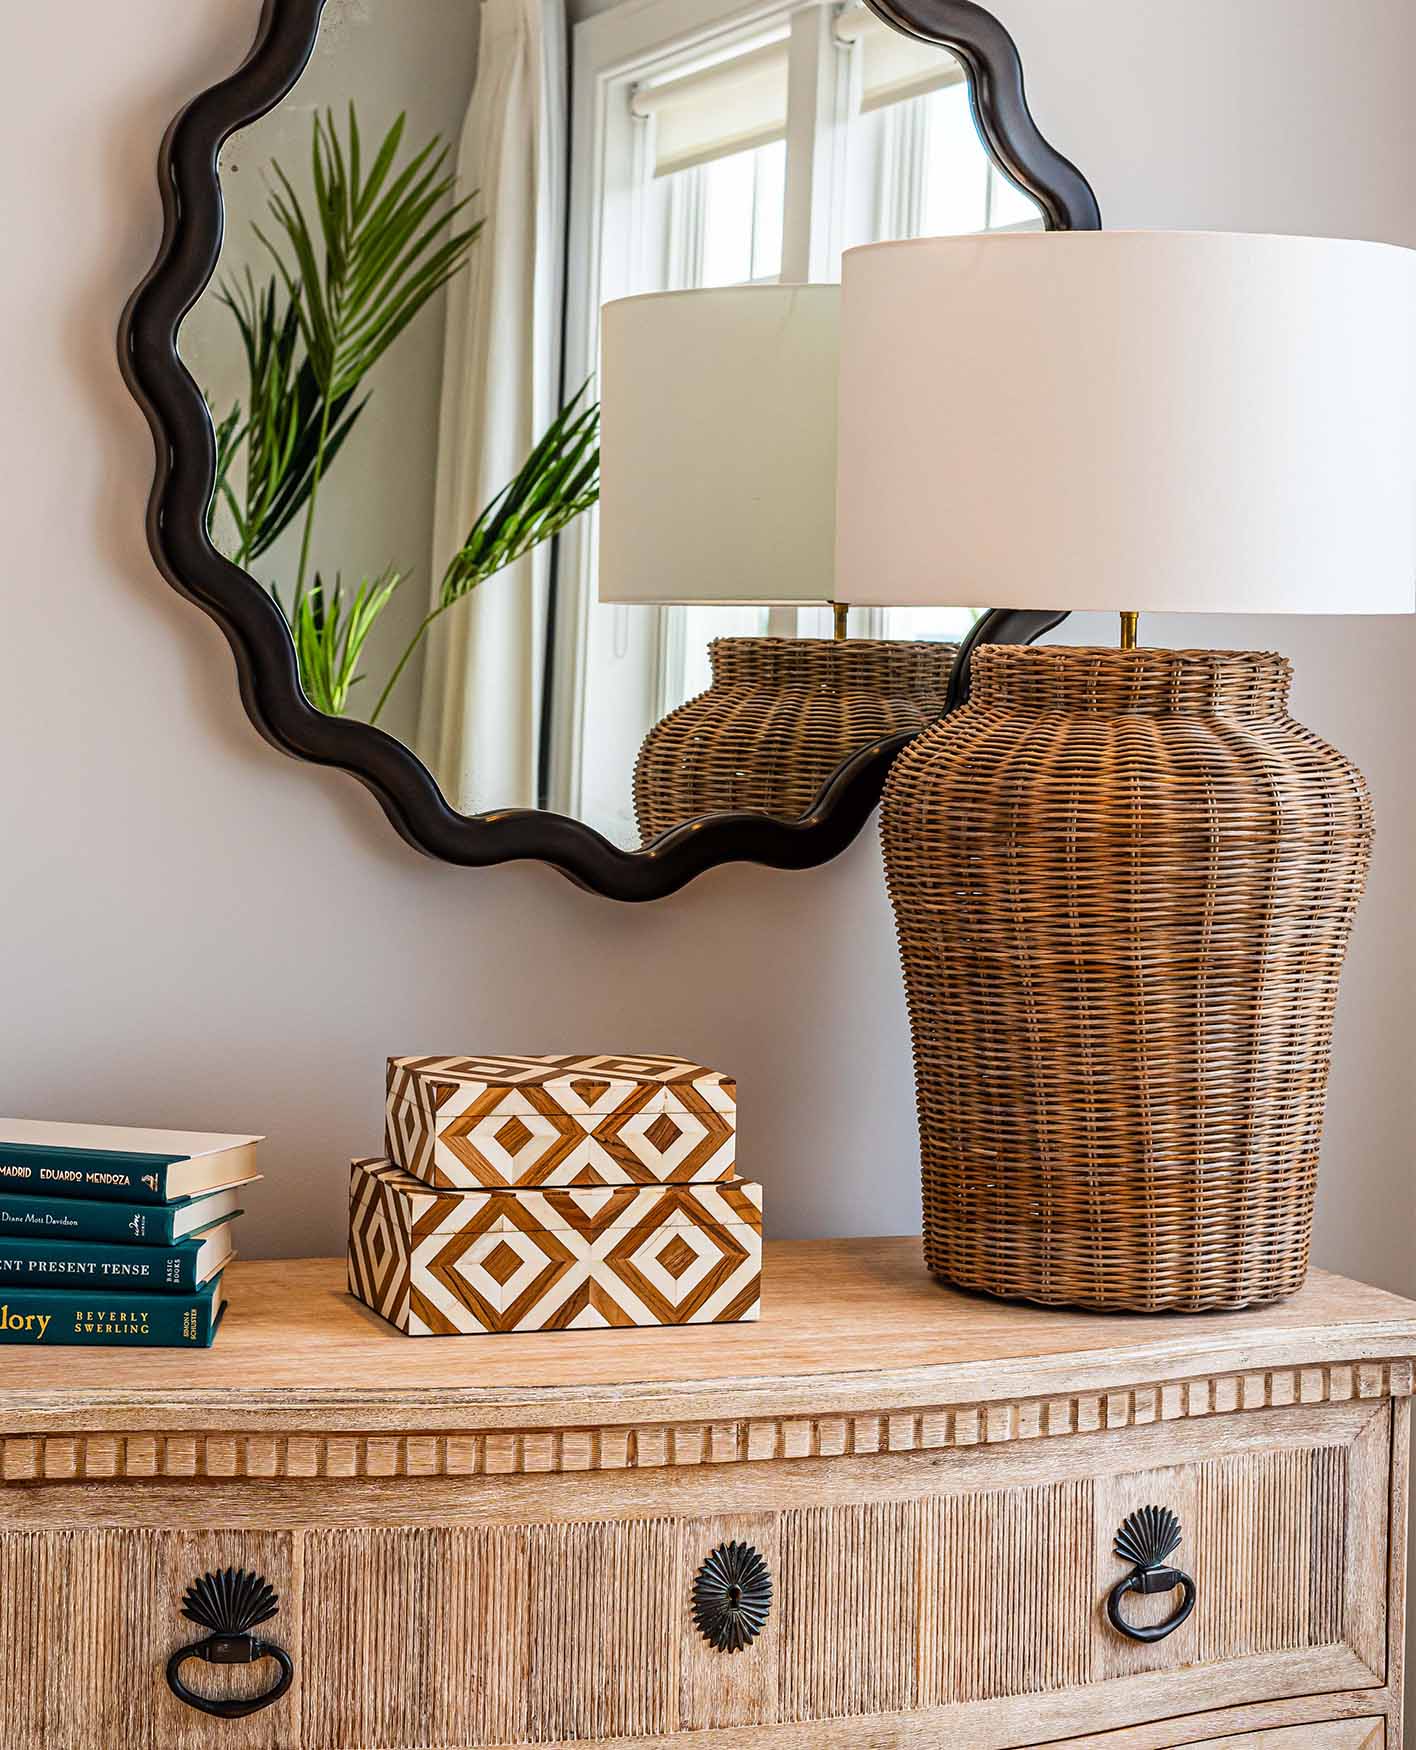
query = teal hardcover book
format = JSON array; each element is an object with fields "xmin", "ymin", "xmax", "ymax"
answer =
[
  {"xmin": 0, "ymin": 1220, "xmax": 234, "ymax": 1294},
  {"xmin": 0, "ymin": 1274, "xmax": 226, "ymax": 1347},
  {"xmin": 0, "ymin": 1121, "xmax": 261, "ymax": 1206},
  {"xmin": 0, "ymin": 1183, "xmax": 248, "ymax": 1246}
]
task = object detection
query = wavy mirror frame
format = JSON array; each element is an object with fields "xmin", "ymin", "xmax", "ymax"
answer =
[{"xmin": 119, "ymin": 0, "xmax": 1100, "ymax": 900}]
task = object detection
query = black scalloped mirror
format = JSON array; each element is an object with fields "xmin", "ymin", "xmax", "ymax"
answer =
[{"xmin": 120, "ymin": 0, "xmax": 1097, "ymax": 898}]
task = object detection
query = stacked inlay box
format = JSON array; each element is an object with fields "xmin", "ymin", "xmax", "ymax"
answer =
[{"xmin": 348, "ymin": 1054, "xmax": 762, "ymax": 1336}]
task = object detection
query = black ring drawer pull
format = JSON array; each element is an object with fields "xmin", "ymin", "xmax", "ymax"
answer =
[
  {"xmin": 166, "ymin": 1567, "xmax": 294, "ymax": 1719},
  {"xmin": 692, "ymin": 1540, "xmax": 772, "ymax": 1653},
  {"xmin": 1106, "ymin": 1506, "xmax": 1197, "ymax": 1644}
]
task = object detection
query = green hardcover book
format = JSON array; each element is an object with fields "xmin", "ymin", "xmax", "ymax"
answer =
[
  {"xmin": 0, "ymin": 1120, "xmax": 261, "ymax": 1206},
  {"xmin": 0, "ymin": 1218, "xmax": 235, "ymax": 1295},
  {"xmin": 0, "ymin": 1273, "xmax": 226, "ymax": 1347},
  {"xmin": 0, "ymin": 1183, "xmax": 250, "ymax": 1246}
]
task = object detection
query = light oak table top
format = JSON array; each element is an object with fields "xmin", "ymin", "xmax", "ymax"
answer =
[{"xmin": 3, "ymin": 1240, "xmax": 1415, "ymax": 1444}]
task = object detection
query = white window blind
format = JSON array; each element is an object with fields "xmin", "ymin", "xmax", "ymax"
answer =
[
  {"xmin": 631, "ymin": 40, "xmax": 789, "ymax": 178},
  {"xmin": 833, "ymin": 1, "xmax": 964, "ymax": 112},
  {"xmin": 630, "ymin": 10, "xmax": 961, "ymax": 180}
]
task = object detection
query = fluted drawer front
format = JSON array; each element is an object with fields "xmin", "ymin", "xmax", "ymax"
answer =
[
  {"xmin": 287, "ymin": 1403, "xmax": 1387, "ymax": 1747},
  {"xmin": 779, "ymin": 1423, "xmax": 1384, "ymax": 1726},
  {"xmin": 299, "ymin": 1520, "xmax": 678, "ymax": 1748},
  {"xmin": 0, "ymin": 1401, "xmax": 1389, "ymax": 1749},
  {"xmin": 0, "ymin": 1529, "xmax": 296, "ymax": 1750},
  {"xmin": 775, "ymin": 1482, "xmax": 1102, "ymax": 1721}
]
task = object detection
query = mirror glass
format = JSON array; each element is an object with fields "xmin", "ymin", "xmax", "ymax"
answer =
[{"xmin": 179, "ymin": 0, "xmax": 1041, "ymax": 848}]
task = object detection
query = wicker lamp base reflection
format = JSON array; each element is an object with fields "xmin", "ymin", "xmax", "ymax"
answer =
[
  {"xmin": 881, "ymin": 645, "xmax": 1373, "ymax": 1313},
  {"xmin": 634, "ymin": 637, "xmax": 956, "ymax": 841}
]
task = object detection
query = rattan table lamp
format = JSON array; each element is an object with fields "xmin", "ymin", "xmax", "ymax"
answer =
[
  {"xmin": 599, "ymin": 286, "xmax": 955, "ymax": 839},
  {"xmin": 836, "ymin": 230, "xmax": 1416, "ymax": 1313}
]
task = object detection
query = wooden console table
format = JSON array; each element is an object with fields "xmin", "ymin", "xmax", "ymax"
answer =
[{"xmin": 1, "ymin": 1238, "xmax": 1413, "ymax": 1748}]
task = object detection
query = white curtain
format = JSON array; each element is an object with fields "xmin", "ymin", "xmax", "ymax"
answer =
[{"xmin": 418, "ymin": 0, "xmax": 567, "ymax": 813}]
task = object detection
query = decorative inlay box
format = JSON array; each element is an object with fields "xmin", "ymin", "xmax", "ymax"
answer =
[
  {"xmin": 348, "ymin": 1158, "xmax": 762, "ymax": 1336},
  {"xmin": 385, "ymin": 1054, "xmax": 737, "ymax": 1189}
]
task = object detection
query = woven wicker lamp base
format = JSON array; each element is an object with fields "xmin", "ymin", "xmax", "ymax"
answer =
[
  {"xmin": 634, "ymin": 637, "xmax": 956, "ymax": 841},
  {"xmin": 881, "ymin": 645, "xmax": 1374, "ymax": 1313}
]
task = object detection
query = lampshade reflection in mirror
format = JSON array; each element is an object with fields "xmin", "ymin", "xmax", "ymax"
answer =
[{"xmin": 599, "ymin": 285, "xmax": 955, "ymax": 838}]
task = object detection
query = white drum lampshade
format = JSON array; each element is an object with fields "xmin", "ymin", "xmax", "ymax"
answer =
[
  {"xmin": 836, "ymin": 230, "xmax": 1416, "ymax": 615},
  {"xmin": 599, "ymin": 284, "xmax": 840, "ymax": 606}
]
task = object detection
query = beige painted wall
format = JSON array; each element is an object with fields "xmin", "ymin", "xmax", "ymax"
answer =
[{"xmin": 1, "ymin": 0, "xmax": 1412, "ymax": 1300}]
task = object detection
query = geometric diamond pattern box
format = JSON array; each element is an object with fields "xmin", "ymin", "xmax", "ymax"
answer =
[
  {"xmin": 384, "ymin": 1054, "xmax": 737, "ymax": 1190},
  {"xmin": 347, "ymin": 1159, "xmax": 762, "ymax": 1336}
]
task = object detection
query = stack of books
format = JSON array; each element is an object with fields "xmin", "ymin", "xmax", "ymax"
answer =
[{"xmin": 0, "ymin": 1120, "xmax": 262, "ymax": 1347}]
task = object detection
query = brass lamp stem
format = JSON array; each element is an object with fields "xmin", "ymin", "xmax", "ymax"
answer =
[
  {"xmin": 831, "ymin": 602, "xmax": 849, "ymax": 641},
  {"xmin": 1119, "ymin": 611, "xmax": 1139, "ymax": 650}
]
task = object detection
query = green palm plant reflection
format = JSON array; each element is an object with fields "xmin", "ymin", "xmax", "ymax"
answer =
[{"xmin": 209, "ymin": 105, "xmax": 600, "ymax": 722}]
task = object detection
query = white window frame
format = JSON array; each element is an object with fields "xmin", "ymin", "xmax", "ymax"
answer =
[{"xmin": 551, "ymin": 0, "xmax": 855, "ymax": 821}]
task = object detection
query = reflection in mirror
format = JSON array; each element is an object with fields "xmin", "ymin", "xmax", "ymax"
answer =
[
  {"xmin": 599, "ymin": 283, "xmax": 964, "ymax": 841},
  {"xmin": 178, "ymin": 0, "xmax": 1041, "ymax": 850}
]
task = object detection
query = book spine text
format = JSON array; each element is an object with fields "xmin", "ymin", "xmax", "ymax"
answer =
[
  {"xmin": 0, "ymin": 1151, "xmax": 171, "ymax": 1204},
  {"xmin": 0, "ymin": 1196, "xmax": 178, "ymax": 1244},
  {"xmin": 0, "ymin": 1240, "xmax": 197, "ymax": 1293},
  {"xmin": 0, "ymin": 1288, "xmax": 217, "ymax": 1347}
]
